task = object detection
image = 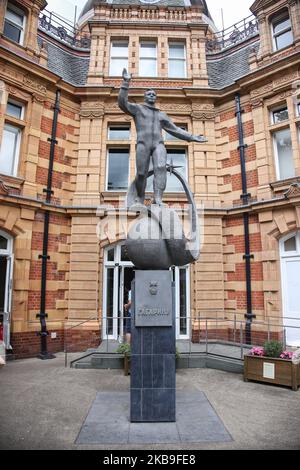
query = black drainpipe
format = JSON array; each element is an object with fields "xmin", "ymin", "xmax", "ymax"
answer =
[
  {"xmin": 235, "ymin": 94, "xmax": 256, "ymax": 345},
  {"xmin": 37, "ymin": 89, "xmax": 61, "ymax": 360}
]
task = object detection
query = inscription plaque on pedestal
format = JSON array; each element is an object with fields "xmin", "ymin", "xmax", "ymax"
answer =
[
  {"xmin": 135, "ymin": 271, "xmax": 173, "ymax": 328},
  {"xmin": 131, "ymin": 270, "xmax": 176, "ymax": 423}
]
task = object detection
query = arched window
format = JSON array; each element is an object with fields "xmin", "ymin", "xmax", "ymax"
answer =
[
  {"xmin": 271, "ymin": 10, "xmax": 293, "ymax": 52},
  {"xmin": 0, "ymin": 230, "xmax": 12, "ymax": 255},
  {"xmin": 280, "ymin": 232, "xmax": 300, "ymax": 257}
]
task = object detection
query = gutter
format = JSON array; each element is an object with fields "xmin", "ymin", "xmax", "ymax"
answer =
[
  {"xmin": 37, "ymin": 89, "xmax": 61, "ymax": 360},
  {"xmin": 235, "ymin": 94, "xmax": 256, "ymax": 345}
]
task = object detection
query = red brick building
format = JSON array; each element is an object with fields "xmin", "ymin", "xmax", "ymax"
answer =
[{"xmin": 0, "ymin": 0, "xmax": 300, "ymax": 358}]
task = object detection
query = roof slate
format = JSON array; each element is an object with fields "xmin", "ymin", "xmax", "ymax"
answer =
[
  {"xmin": 207, "ymin": 41, "xmax": 260, "ymax": 89},
  {"xmin": 38, "ymin": 37, "xmax": 89, "ymax": 86}
]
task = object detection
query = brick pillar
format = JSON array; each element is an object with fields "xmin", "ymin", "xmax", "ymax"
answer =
[
  {"xmin": 0, "ymin": 80, "xmax": 8, "ymax": 148},
  {"xmin": 88, "ymin": 28, "xmax": 106, "ymax": 84},
  {"xmin": 251, "ymin": 99, "xmax": 273, "ymax": 200},
  {"xmin": 0, "ymin": 0, "xmax": 7, "ymax": 34},
  {"xmin": 191, "ymin": 28, "xmax": 208, "ymax": 86},
  {"xmin": 22, "ymin": 96, "xmax": 44, "ymax": 198},
  {"xmin": 26, "ymin": 7, "xmax": 41, "ymax": 56},
  {"xmin": 257, "ymin": 14, "xmax": 272, "ymax": 61},
  {"xmin": 288, "ymin": 0, "xmax": 300, "ymax": 45}
]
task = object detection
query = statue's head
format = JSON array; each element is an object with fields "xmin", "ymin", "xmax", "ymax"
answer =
[{"xmin": 144, "ymin": 89, "xmax": 157, "ymax": 106}]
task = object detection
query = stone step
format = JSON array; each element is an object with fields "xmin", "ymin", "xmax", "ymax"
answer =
[{"xmin": 71, "ymin": 352, "xmax": 243, "ymax": 374}]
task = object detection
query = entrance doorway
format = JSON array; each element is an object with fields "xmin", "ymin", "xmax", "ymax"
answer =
[
  {"xmin": 103, "ymin": 243, "xmax": 190, "ymax": 340},
  {"xmin": 280, "ymin": 232, "xmax": 300, "ymax": 347},
  {"xmin": 0, "ymin": 231, "xmax": 13, "ymax": 349}
]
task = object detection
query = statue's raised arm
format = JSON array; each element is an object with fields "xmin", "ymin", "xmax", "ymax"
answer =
[{"xmin": 118, "ymin": 69, "xmax": 137, "ymax": 116}]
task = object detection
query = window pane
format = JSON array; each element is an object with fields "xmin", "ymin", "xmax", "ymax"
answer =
[
  {"xmin": 0, "ymin": 125, "xmax": 20, "ymax": 176},
  {"xmin": 6, "ymin": 7, "xmax": 24, "ymax": 27},
  {"xmin": 140, "ymin": 59, "xmax": 157, "ymax": 77},
  {"xmin": 107, "ymin": 149, "xmax": 129, "ymax": 190},
  {"xmin": 165, "ymin": 125, "xmax": 187, "ymax": 141},
  {"xmin": 7, "ymin": 102, "xmax": 23, "ymax": 119},
  {"xmin": 273, "ymin": 107, "xmax": 288, "ymax": 124},
  {"xmin": 275, "ymin": 30, "xmax": 293, "ymax": 50},
  {"xmin": 107, "ymin": 248, "xmax": 115, "ymax": 261},
  {"xmin": 169, "ymin": 44, "xmax": 185, "ymax": 59},
  {"xmin": 273, "ymin": 17, "xmax": 291, "ymax": 34},
  {"xmin": 110, "ymin": 58, "xmax": 128, "ymax": 76},
  {"xmin": 166, "ymin": 150, "xmax": 187, "ymax": 192},
  {"xmin": 4, "ymin": 21, "xmax": 21, "ymax": 43},
  {"xmin": 0, "ymin": 236, "xmax": 8, "ymax": 250},
  {"xmin": 140, "ymin": 43, "xmax": 156, "ymax": 58},
  {"xmin": 121, "ymin": 245, "xmax": 130, "ymax": 262},
  {"xmin": 284, "ymin": 237, "xmax": 297, "ymax": 252},
  {"xmin": 275, "ymin": 128, "xmax": 294, "ymax": 180},
  {"xmin": 108, "ymin": 127, "xmax": 130, "ymax": 140},
  {"xmin": 111, "ymin": 42, "xmax": 128, "ymax": 57},
  {"xmin": 146, "ymin": 150, "xmax": 186, "ymax": 193},
  {"xmin": 169, "ymin": 60, "xmax": 186, "ymax": 78}
]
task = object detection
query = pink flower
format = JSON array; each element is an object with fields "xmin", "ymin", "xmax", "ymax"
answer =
[
  {"xmin": 250, "ymin": 347, "xmax": 265, "ymax": 356},
  {"xmin": 280, "ymin": 351, "xmax": 293, "ymax": 360}
]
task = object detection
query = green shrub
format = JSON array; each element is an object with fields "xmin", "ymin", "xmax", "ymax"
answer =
[
  {"xmin": 117, "ymin": 343, "xmax": 131, "ymax": 356},
  {"xmin": 263, "ymin": 340, "xmax": 283, "ymax": 358}
]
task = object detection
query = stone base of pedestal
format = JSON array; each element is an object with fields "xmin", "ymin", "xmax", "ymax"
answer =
[{"xmin": 130, "ymin": 270, "xmax": 176, "ymax": 423}]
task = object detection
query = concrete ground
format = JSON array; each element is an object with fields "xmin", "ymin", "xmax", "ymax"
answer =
[{"xmin": 0, "ymin": 353, "xmax": 299, "ymax": 450}]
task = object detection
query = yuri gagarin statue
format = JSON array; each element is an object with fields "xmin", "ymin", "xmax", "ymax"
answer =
[{"xmin": 118, "ymin": 69, "xmax": 207, "ymax": 207}]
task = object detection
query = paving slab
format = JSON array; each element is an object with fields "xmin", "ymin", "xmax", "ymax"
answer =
[{"xmin": 76, "ymin": 391, "xmax": 232, "ymax": 445}]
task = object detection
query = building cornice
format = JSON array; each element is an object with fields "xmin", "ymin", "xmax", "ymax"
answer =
[{"xmin": 1, "ymin": 189, "xmax": 298, "ymax": 218}]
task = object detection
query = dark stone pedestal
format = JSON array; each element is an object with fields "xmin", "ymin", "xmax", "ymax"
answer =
[{"xmin": 130, "ymin": 270, "xmax": 176, "ymax": 423}]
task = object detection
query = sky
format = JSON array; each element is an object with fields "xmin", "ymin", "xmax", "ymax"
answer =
[{"xmin": 45, "ymin": 0, "xmax": 254, "ymax": 30}]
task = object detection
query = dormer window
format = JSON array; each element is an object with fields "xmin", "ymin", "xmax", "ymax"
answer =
[
  {"xmin": 4, "ymin": 2, "xmax": 26, "ymax": 45},
  {"xmin": 272, "ymin": 12, "xmax": 293, "ymax": 51}
]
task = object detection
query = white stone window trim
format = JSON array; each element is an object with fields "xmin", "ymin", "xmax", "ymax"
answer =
[
  {"xmin": 271, "ymin": 10, "xmax": 293, "ymax": 52},
  {"xmin": 6, "ymin": 98, "xmax": 25, "ymax": 121},
  {"xmin": 272, "ymin": 126, "xmax": 295, "ymax": 182},
  {"xmin": 105, "ymin": 147, "xmax": 130, "ymax": 192},
  {"xmin": 0, "ymin": 123, "xmax": 22, "ymax": 177},
  {"xmin": 168, "ymin": 41, "xmax": 187, "ymax": 79},
  {"xmin": 139, "ymin": 40, "xmax": 158, "ymax": 78},
  {"xmin": 109, "ymin": 39, "xmax": 129, "ymax": 77},
  {"xmin": 270, "ymin": 105, "xmax": 289, "ymax": 125},
  {"xmin": 280, "ymin": 232, "xmax": 300, "ymax": 258},
  {"xmin": 4, "ymin": 2, "xmax": 26, "ymax": 46},
  {"xmin": 107, "ymin": 125, "xmax": 131, "ymax": 141},
  {"xmin": 0, "ymin": 230, "xmax": 13, "ymax": 257}
]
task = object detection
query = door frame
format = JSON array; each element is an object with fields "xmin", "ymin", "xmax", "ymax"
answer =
[
  {"xmin": 0, "ymin": 230, "xmax": 14, "ymax": 349},
  {"xmin": 102, "ymin": 243, "xmax": 191, "ymax": 340},
  {"xmin": 280, "ymin": 231, "xmax": 300, "ymax": 346},
  {"xmin": 102, "ymin": 244, "xmax": 133, "ymax": 340}
]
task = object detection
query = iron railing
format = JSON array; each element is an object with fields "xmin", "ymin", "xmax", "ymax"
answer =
[
  {"xmin": 206, "ymin": 14, "xmax": 259, "ymax": 54},
  {"xmin": 64, "ymin": 313, "xmax": 300, "ymax": 367},
  {"xmin": 38, "ymin": 8, "xmax": 258, "ymax": 55},
  {"xmin": 38, "ymin": 9, "xmax": 91, "ymax": 50}
]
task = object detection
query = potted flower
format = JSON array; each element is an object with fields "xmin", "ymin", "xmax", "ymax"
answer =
[
  {"xmin": 117, "ymin": 343, "xmax": 131, "ymax": 376},
  {"xmin": 244, "ymin": 340, "xmax": 300, "ymax": 391}
]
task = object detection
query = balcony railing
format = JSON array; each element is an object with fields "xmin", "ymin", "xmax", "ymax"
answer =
[
  {"xmin": 38, "ymin": 9, "xmax": 91, "ymax": 50},
  {"xmin": 206, "ymin": 14, "xmax": 259, "ymax": 54}
]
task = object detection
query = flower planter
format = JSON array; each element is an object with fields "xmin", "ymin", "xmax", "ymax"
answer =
[{"xmin": 244, "ymin": 355, "xmax": 300, "ymax": 391}]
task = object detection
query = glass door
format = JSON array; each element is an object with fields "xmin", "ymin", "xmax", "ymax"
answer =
[
  {"xmin": 174, "ymin": 266, "xmax": 190, "ymax": 340},
  {"xmin": 3, "ymin": 255, "xmax": 13, "ymax": 349},
  {"xmin": 103, "ymin": 244, "xmax": 134, "ymax": 340}
]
